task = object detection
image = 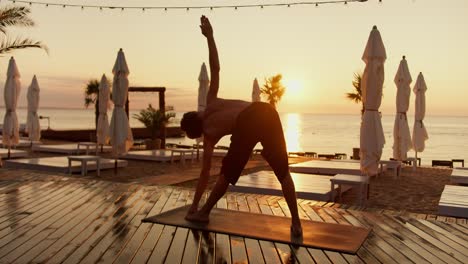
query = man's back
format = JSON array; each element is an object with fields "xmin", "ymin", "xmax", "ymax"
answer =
[{"xmin": 202, "ymin": 98, "xmax": 251, "ymax": 140}]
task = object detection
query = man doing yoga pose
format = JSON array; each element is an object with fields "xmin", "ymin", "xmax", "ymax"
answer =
[{"xmin": 181, "ymin": 16, "xmax": 302, "ymax": 236}]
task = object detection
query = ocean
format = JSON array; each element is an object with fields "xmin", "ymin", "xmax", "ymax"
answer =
[{"xmin": 2, "ymin": 107, "xmax": 467, "ymax": 166}]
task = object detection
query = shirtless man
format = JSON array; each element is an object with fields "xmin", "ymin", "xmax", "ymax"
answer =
[{"xmin": 181, "ymin": 16, "xmax": 302, "ymax": 236}]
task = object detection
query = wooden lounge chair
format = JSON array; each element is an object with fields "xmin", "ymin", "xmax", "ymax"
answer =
[
  {"xmin": 432, "ymin": 160, "xmax": 453, "ymax": 168},
  {"xmin": 438, "ymin": 185, "xmax": 468, "ymax": 218}
]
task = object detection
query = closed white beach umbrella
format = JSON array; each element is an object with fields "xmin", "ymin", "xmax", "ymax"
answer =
[
  {"xmin": 196, "ymin": 63, "xmax": 209, "ymax": 145},
  {"xmin": 412, "ymin": 72, "xmax": 428, "ymax": 156},
  {"xmin": 392, "ymin": 56, "xmax": 412, "ymax": 160},
  {"xmin": 26, "ymin": 75, "xmax": 41, "ymax": 142},
  {"xmin": 2, "ymin": 57, "xmax": 21, "ymax": 151},
  {"xmin": 360, "ymin": 26, "xmax": 386, "ymax": 176},
  {"xmin": 97, "ymin": 74, "xmax": 110, "ymax": 147},
  {"xmin": 252, "ymin": 78, "xmax": 261, "ymax": 102},
  {"xmin": 198, "ymin": 62, "xmax": 209, "ymax": 112},
  {"xmin": 109, "ymin": 49, "xmax": 133, "ymax": 155}
]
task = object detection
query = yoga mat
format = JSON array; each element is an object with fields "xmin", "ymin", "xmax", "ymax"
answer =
[{"xmin": 143, "ymin": 205, "xmax": 371, "ymax": 254}]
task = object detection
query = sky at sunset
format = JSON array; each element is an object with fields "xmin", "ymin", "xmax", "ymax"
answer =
[{"xmin": 0, "ymin": 0, "xmax": 467, "ymax": 116}]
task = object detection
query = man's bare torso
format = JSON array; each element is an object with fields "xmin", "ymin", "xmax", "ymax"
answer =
[{"xmin": 202, "ymin": 98, "xmax": 251, "ymax": 142}]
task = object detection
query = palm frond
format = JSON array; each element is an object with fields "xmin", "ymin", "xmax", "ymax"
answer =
[
  {"xmin": 345, "ymin": 92, "xmax": 361, "ymax": 103},
  {"xmin": 83, "ymin": 79, "xmax": 100, "ymax": 107},
  {"xmin": 0, "ymin": 37, "xmax": 48, "ymax": 55},
  {"xmin": 0, "ymin": 6, "xmax": 35, "ymax": 34},
  {"xmin": 260, "ymin": 74, "xmax": 285, "ymax": 108}
]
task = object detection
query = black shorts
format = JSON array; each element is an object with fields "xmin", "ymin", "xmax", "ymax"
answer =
[{"xmin": 220, "ymin": 102, "xmax": 289, "ymax": 185}]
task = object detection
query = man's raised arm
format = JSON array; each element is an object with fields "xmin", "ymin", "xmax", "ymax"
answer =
[{"xmin": 200, "ymin": 15, "xmax": 219, "ymax": 104}]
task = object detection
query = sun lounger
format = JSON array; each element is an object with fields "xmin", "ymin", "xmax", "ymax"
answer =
[
  {"xmin": 290, "ymin": 160, "xmax": 361, "ymax": 175},
  {"xmin": 432, "ymin": 160, "xmax": 453, "ymax": 168},
  {"xmin": 228, "ymin": 171, "xmax": 351, "ymax": 201},
  {"xmin": 0, "ymin": 148, "xmax": 28, "ymax": 158},
  {"xmin": 438, "ymin": 185, "xmax": 468, "ymax": 218},
  {"xmin": 3, "ymin": 156, "xmax": 127, "ymax": 173},
  {"xmin": 32, "ymin": 143, "xmax": 112, "ymax": 154},
  {"xmin": 451, "ymin": 169, "xmax": 468, "ymax": 184},
  {"xmin": 123, "ymin": 149, "xmax": 196, "ymax": 163},
  {"xmin": 0, "ymin": 139, "xmax": 41, "ymax": 148},
  {"xmin": 452, "ymin": 159, "xmax": 464, "ymax": 167}
]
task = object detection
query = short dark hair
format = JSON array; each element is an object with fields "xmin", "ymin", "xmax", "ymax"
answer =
[{"xmin": 181, "ymin": 111, "xmax": 203, "ymax": 139}]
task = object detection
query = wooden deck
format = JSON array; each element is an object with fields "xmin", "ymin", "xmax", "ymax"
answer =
[{"xmin": 0, "ymin": 171, "xmax": 467, "ymax": 263}]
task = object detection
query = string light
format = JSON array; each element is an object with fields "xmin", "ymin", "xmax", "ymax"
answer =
[{"xmin": 6, "ymin": 0, "xmax": 372, "ymax": 11}]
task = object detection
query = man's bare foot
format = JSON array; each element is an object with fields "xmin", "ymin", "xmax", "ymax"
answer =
[
  {"xmin": 185, "ymin": 211, "xmax": 210, "ymax": 223},
  {"xmin": 291, "ymin": 224, "xmax": 303, "ymax": 237}
]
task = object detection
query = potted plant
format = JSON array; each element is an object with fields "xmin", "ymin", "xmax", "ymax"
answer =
[{"xmin": 133, "ymin": 104, "xmax": 175, "ymax": 149}]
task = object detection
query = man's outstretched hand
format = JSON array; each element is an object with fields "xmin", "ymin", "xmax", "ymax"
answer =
[{"xmin": 200, "ymin": 15, "xmax": 213, "ymax": 38}]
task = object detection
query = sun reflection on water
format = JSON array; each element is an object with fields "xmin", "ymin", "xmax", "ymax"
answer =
[{"xmin": 284, "ymin": 113, "xmax": 302, "ymax": 153}]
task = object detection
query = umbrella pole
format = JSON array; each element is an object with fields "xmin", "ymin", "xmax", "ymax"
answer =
[
  {"xmin": 7, "ymin": 145, "xmax": 11, "ymax": 159},
  {"xmin": 101, "ymin": 144, "xmax": 104, "ymax": 153}
]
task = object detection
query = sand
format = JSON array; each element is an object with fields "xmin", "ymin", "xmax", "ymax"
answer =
[{"xmin": 2, "ymin": 139, "xmax": 455, "ymax": 215}]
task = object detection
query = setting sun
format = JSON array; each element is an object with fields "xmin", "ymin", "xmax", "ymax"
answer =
[{"xmin": 283, "ymin": 79, "xmax": 305, "ymax": 102}]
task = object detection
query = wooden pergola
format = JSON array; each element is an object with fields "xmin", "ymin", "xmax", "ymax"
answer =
[{"xmin": 125, "ymin": 86, "xmax": 167, "ymax": 148}]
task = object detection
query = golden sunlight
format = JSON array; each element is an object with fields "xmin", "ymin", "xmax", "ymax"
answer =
[
  {"xmin": 283, "ymin": 79, "xmax": 304, "ymax": 101},
  {"xmin": 284, "ymin": 113, "xmax": 302, "ymax": 153}
]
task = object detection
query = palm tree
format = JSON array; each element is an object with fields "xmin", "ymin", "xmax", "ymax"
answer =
[
  {"xmin": 261, "ymin": 74, "xmax": 286, "ymax": 108},
  {"xmin": 345, "ymin": 72, "xmax": 364, "ymax": 115},
  {"xmin": 0, "ymin": 6, "xmax": 48, "ymax": 55},
  {"xmin": 84, "ymin": 79, "xmax": 100, "ymax": 129}
]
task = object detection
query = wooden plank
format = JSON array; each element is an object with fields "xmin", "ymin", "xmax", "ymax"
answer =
[
  {"xmin": 0, "ymin": 181, "xmax": 109, "ymax": 251},
  {"xmin": 146, "ymin": 188, "xmax": 186, "ymax": 263},
  {"xmin": 213, "ymin": 196, "xmax": 232, "ymax": 264},
  {"xmin": 310, "ymin": 207, "xmax": 365, "ymax": 264},
  {"xmin": 404, "ymin": 218, "xmax": 468, "ymax": 260},
  {"xmin": 43, "ymin": 186, "xmax": 144, "ymax": 264},
  {"xmin": 270, "ymin": 198, "xmax": 315, "ymax": 264},
  {"xmin": 80, "ymin": 188, "xmax": 162, "ymax": 263},
  {"xmin": 226, "ymin": 193, "xmax": 248, "ymax": 264},
  {"xmin": 245, "ymin": 194, "xmax": 280, "ymax": 264},
  {"xmin": 334, "ymin": 208, "xmax": 395, "ymax": 264},
  {"xmin": 417, "ymin": 219, "xmax": 468, "ymax": 244},
  {"xmin": 0, "ymin": 182, "xmax": 117, "ymax": 263},
  {"xmin": 112, "ymin": 187, "xmax": 167, "ymax": 264},
  {"xmin": 130, "ymin": 188, "xmax": 177, "ymax": 264},
  {"xmin": 11, "ymin": 183, "xmax": 129, "ymax": 264},
  {"xmin": 235, "ymin": 194, "xmax": 264, "ymax": 264},
  {"xmin": 259, "ymin": 198, "xmax": 294, "ymax": 264},
  {"xmin": 161, "ymin": 190, "xmax": 193, "ymax": 264},
  {"xmin": 322, "ymin": 208, "xmax": 382, "ymax": 264},
  {"xmin": 0, "ymin": 180, "xmax": 77, "ymax": 226},
  {"xmin": 49, "ymin": 186, "xmax": 145, "ymax": 263},
  {"xmin": 30, "ymin": 184, "xmax": 139, "ymax": 263},
  {"xmin": 345, "ymin": 210, "xmax": 416, "ymax": 263},
  {"xmin": 350, "ymin": 209, "xmax": 443, "ymax": 263},
  {"xmin": 378, "ymin": 214, "xmax": 464, "ymax": 264},
  {"xmin": 0, "ymin": 181, "xmax": 53, "ymax": 209}
]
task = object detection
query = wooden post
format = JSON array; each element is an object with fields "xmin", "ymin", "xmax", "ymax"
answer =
[
  {"xmin": 159, "ymin": 90, "xmax": 166, "ymax": 149},
  {"xmin": 125, "ymin": 97, "xmax": 129, "ymax": 118}
]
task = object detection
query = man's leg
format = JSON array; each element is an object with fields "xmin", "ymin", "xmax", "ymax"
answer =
[
  {"xmin": 185, "ymin": 173, "xmax": 229, "ymax": 222},
  {"xmin": 260, "ymin": 106, "xmax": 302, "ymax": 236},
  {"xmin": 280, "ymin": 172, "xmax": 302, "ymax": 236}
]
